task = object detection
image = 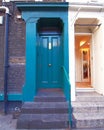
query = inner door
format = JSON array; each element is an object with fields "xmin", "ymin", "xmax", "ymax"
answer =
[
  {"xmin": 81, "ymin": 49, "xmax": 90, "ymax": 82},
  {"xmin": 37, "ymin": 34, "xmax": 62, "ymax": 88}
]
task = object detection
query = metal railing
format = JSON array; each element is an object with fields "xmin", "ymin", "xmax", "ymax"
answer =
[
  {"xmin": 61, "ymin": 66, "xmax": 72, "ymax": 127},
  {"xmin": 61, "ymin": 66, "xmax": 70, "ymax": 88}
]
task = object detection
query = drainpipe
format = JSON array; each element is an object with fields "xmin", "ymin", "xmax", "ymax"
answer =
[{"xmin": 0, "ymin": 6, "xmax": 10, "ymax": 114}]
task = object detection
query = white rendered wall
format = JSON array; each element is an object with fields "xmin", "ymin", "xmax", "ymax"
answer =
[
  {"xmin": 93, "ymin": 17, "xmax": 104, "ymax": 95},
  {"xmin": 66, "ymin": 0, "xmax": 104, "ymax": 3},
  {"xmin": 68, "ymin": 10, "xmax": 76, "ymax": 101},
  {"xmin": 69, "ymin": 5, "xmax": 104, "ymax": 100}
]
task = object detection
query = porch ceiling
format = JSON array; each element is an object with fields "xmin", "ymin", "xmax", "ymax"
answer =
[{"xmin": 75, "ymin": 18, "xmax": 99, "ymax": 32}]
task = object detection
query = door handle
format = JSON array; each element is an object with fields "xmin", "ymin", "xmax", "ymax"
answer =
[{"xmin": 48, "ymin": 64, "xmax": 52, "ymax": 67}]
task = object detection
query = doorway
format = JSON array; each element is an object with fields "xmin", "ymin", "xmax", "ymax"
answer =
[
  {"xmin": 36, "ymin": 18, "xmax": 63, "ymax": 89},
  {"xmin": 75, "ymin": 34, "xmax": 92, "ymax": 88},
  {"xmin": 74, "ymin": 18, "xmax": 100, "ymax": 89},
  {"xmin": 18, "ymin": 2, "xmax": 69, "ymax": 101}
]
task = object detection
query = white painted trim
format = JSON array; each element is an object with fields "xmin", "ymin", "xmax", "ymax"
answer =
[
  {"xmin": 69, "ymin": 4, "xmax": 104, "ymax": 9},
  {"xmin": 90, "ymin": 33, "xmax": 95, "ymax": 87},
  {"xmin": 0, "ymin": 16, "xmax": 3, "ymax": 24},
  {"xmin": 76, "ymin": 88, "xmax": 95, "ymax": 92},
  {"xmin": 75, "ymin": 33, "xmax": 92, "ymax": 35},
  {"xmin": 68, "ymin": 14, "xmax": 76, "ymax": 101},
  {"xmin": 0, "ymin": 6, "xmax": 9, "ymax": 14}
]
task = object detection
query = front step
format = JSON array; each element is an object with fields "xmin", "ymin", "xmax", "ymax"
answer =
[
  {"xmin": 35, "ymin": 96, "xmax": 66, "ymax": 102},
  {"xmin": 72, "ymin": 102, "xmax": 104, "ymax": 113},
  {"xmin": 76, "ymin": 92, "xmax": 104, "ymax": 102},
  {"xmin": 16, "ymin": 89, "xmax": 70, "ymax": 129},
  {"xmin": 17, "ymin": 114, "xmax": 69, "ymax": 129},
  {"xmin": 72, "ymin": 92, "xmax": 104, "ymax": 129},
  {"xmin": 35, "ymin": 88, "xmax": 66, "ymax": 102},
  {"xmin": 72, "ymin": 112, "xmax": 104, "ymax": 128},
  {"xmin": 22, "ymin": 102, "xmax": 68, "ymax": 114}
]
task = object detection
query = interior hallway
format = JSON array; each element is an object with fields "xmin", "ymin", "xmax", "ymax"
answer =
[{"xmin": 76, "ymin": 82, "xmax": 92, "ymax": 88}]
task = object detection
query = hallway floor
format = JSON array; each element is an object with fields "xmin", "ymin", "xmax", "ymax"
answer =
[{"xmin": 76, "ymin": 82, "xmax": 92, "ymax": 88}]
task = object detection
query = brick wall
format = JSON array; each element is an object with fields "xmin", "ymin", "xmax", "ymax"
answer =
[
  {"xmin": 0, "ymin": 1, "xmax": 2, "ymax": 6},
  {"xmin": 0, "ymin": 2, "xmax": 26, "ymax": 93},
  {"xmin": 0, "ymin": 0, "xmax": 65, "ymax": 94},
  {"xmin": 8, "ymin": 3, "xmax": 26, "ymax": 93}
]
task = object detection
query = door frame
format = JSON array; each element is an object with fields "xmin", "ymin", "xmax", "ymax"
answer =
[{"xmin": 75, "ymin": 33, "xmax": 93, "ymax": 87}]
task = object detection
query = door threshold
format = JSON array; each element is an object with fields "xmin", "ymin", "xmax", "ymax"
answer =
[{"xmin": 76, "ymin": 88, "xmax": 95, "ymax": 92}]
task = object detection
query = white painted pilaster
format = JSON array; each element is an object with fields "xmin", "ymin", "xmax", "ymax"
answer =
[{"xmin": 68, "ymin": 10, "xmax": 76, "ymax": 101}]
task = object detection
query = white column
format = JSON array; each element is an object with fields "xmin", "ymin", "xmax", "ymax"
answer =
[{"xmin": 68, "ymin": 11, "xmax": 76, "ymax": 101}]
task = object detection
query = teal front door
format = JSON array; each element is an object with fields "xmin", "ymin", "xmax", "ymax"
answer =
[{"xmin": 37, "ymin": 34, "xmax": 62, "ymax": 88}]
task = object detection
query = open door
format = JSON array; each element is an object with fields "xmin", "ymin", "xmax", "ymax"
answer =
[
  {"xmin": 81, "ymin": 48, "xmax": 90, "ymax": 82},
  {"xmin": 75, "ymin": 34, "xmax": 92, "ymax": 88}
]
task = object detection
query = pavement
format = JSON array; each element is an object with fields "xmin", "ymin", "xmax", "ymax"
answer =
[
  {"xmin": 71, "ymin": 128, "xmax": 104, "ymax": 130},
  {"xmin": 0, "ymin": 114, "xmax": 17, "ymax": 130},
  {"xmin": 0, "ymin": 113, "xmax": 104, "ymax": 130}
]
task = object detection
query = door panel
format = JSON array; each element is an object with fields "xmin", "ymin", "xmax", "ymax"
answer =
[
  {"xmin": 37, "ymin": 35, "xmax": 62, "ymax": 88},
  {"xmin": 40, "ymin": 37, "xmax": 49, "ymax": 84},
  {"xmin": 51, "ymin": 37, "xmax": 60, "ymax": 84}
]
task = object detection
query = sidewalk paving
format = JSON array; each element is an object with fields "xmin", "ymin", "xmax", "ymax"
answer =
[
  {"xmin": 0, "ymin": 113, "xmax": 104, "ymax": 130},
  {"xmin": 0, "ymin": 114, "xmax": 17, "ymax": 130},
  {"xmin": 71, "ymin": 128, "xmax": 104, "ymax": 130}
]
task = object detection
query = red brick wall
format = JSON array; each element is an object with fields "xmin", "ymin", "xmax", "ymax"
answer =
[{"xmin": 0, "ymin": 2, "xmax": 25, "ymax": 93}]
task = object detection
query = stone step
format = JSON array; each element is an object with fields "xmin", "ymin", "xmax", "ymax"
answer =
[
  {"xmin": 72, "ymin": 128, "xmax": 104, "ymax": 130},
  {"xmin": 76, "ymin": 96, "xmax": 104, "ymax": 102},
  {"xmin": 17, "ymin": 89, "xmax": 69, "ymax": 129},
  {"xmin": 22, "ymin": 102, "xmax": 68, "ymax": 114},
  {"xmin": 72, "ymin": 112, "xmax": 104, "ymax": 129},
  {"xmin": 76, "ymin": 92, "xmax": 101, "ymax": 96},
  {"xmin": 17, "ymin": 114, "xmax": 69, "ymax": 129},
  {"xmin": 35, "ymin": 88, "xmax": 66, "ymax": 102},
  {"xmin": 76, "ymin": 92, "xmax": 104, "ymax": 102},
  {"xmin": 72, "ymin": 92, "xmax": 104, "ymax": 129},
  {"xmin": 36, "ymin": 92, "xmax": 64, "ymax": 96},
  {"xmin": 35, "ymin": 96, "xmax": 66, "ymax": 102},
  {"xmin": 72, "ymin": 101, "xmax": 104, "ymax": 113},
  {"xmin": 36, "ymin": 88, "xmax": 64, "ymax": 97}
]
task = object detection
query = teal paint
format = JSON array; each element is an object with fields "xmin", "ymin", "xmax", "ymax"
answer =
[
  {"xmin": 16, "ymin": 2, "xmax": 68, "ymax": 10},
  {"xmin": 16, "ymin": 2, "xmax": 69, "ymax": 102},
  {"xmin": 8, "ymin": 93, "xmax": 22, "ymax": 101},
  {"xmin": 0, "ymin": 93, "xmax": 22, "ymax": 101},
  {"xmin": 37, "ymin": 35, "xmax": 62, "ymax": 88},
  {"xmin": 63, "ymin": 20, "xmax": 70, "ymax": 101},
  {"xmin": 0, "ymin": 93, "xmax": 4, "ymax": 100},
  {"xmin": 22, "ymin": 19, "xmax": 38, "ymax": 101},
  {"xmin": 16, "ymin": 2, "xmax": 69, "ymax": 21}
]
